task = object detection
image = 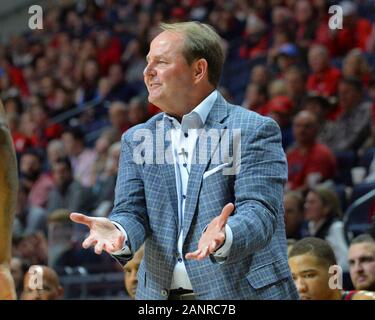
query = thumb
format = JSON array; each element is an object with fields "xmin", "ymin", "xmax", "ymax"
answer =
[
  {"xmin": 218, "ymin": 203, "xmax": 234, "ymax": 225},
  {"xmin": 70, "ymin": 212, "xmax": 95, "ymax": 227}
]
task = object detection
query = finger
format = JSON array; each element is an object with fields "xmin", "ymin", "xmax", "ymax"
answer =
[
  {"xmin": 82, "ymin": 235, "xmax": 97, "ymax": 249},
  {"xmin": 70, "ymin": 213, "xmax": 94, "ymax": 227},
  {"xmin": 103, "ymin": 241, "xmax": 115, "ymax": 253},
  {"xmin": 94, "ymin": 242, "xmax": 104, "ymax": 255},
  {"xmin": 218, "ymin": 203, "xmax": 234, "ymax": 225},
  {"xmin": 185, "ymin": 248, "xmax": 201, "ymax": 260},
  {"xmin": 197, "ymin": 246, "xmax": 210, "ymax": 260},
  {"xmin": 208, "ymin": 240, "xmax": 218, "ymax": 253}
]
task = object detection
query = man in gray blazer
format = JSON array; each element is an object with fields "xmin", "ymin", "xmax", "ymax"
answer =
[{"xmin": 71, "ymin": 21, "xmax": 298, "ymax": 300}]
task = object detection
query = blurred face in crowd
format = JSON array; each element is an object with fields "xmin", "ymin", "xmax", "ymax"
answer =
[
  {"xmin": 128, "ymin": 100, "xmax": 147, "ymax": 125},
  {"xmin": 52, "ymin": 161, "xmax": 72, "ymax": 189},
  {"xmin": 109, "ymin": 102, "xmax": 128, "ymax": 129},
  {"xmin": 251, "ymin": 65, "xmax": 268, "ymax": 87},
  {"xmin": 244, "ymin": 83, "xmax": 266, "ymax": 110},
  {"xmin": 83, "ymin": 60, "xmax": 99, "ymax": 82},
  {"xmin": 143, "ymin": 30, "xmax": 196, "ymax": 115},
  {"xmin": 292, "ymin": 111, "xmax": 318, "ymax": 146},
  {"xmin": 295, "ymin": 0, "xmax": 313, "ymax": 24},
  {"xmin": 304, "ymin": 191, "xmax": 328, "ymax": 222},
  {"xmin": 285, "ymin": 71, "xmax": 305, "ymax": 97},
  {"xmin": 108, "ymin": 64, "xmax": 124, "ymax": 87},
  {"xmin": 20, "ymin": 153, "xmax": 41, "ymax": 181},
  {"xmin": 348, "ymin": 242, "xmax": 375, "ymax": 291},
  {"xmin": 338, "ymin": 82, "xmax": 362, "ymax": 111},
  {"xmin": 21, "ymin": 266, "xmax": 64, "ymax": 300},
  {"xmin": 124, "ymin": 248, "xmax": 144, "ymax": 299},
  {"xmin": 284, "ymin": 194, "xmax": 304, "ymax": 238},
  {"xmin": 308, "ymin": 46, "xmax": 329, "ymax": 73},
  {"xmin": 30, "ymin": 105, "xmax": 48, "ymax": 127},
  {"xmin": 289, "ymin": 253, "xmax": 335, "ymax": 300}
]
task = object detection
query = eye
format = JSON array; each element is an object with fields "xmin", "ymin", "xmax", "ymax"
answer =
[{"xmin": 304, "ymin": 273, "xmax": 316, "ymax": 279}]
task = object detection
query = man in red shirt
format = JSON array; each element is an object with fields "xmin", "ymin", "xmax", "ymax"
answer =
[
  {"xmin": 307, "ymin": 45, "xmax": 341, "ymax": 97},
  {"xmin": 287, "ymin": 110, "xmax": 336, "ymax": 191}
]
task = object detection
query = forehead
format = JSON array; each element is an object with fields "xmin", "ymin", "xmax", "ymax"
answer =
[
  {"xmin": 349, "ymin": 243, "xmax": 375, "ymax": 258},
  {"xmin": 147, "ymin": 31, "xmax": 185, "ymax": 58},
  {"xmin": 289, "ymin": 254, "xmax": 326, "ymax": 273}
]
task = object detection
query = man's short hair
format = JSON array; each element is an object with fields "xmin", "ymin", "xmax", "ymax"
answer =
[
  {"xmin": 340, "ymin": 77, "xmax": 363, "ymax": 92},
  {"xmin": 350, "ymin": 234, "xmax": 375, "ymax": 246},
  {"xmin": 160, "ymin": 21, "xmax": 225, "ymax": 88},
  {"xmin": 63, "ymin": 126, "xmax": 85, "ymax": 142},
  {"xmin": 54, "ymin": 156, "xmax": 72, "ymax": 172},
  {"xmin": 288, "ymin": 237, "xmax": 337, "ymax": 268}
]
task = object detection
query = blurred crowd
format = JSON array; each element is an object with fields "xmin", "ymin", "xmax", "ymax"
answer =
[{"xmin": 2, "ymin": 0, "xmax": 375, "ymax": 299}]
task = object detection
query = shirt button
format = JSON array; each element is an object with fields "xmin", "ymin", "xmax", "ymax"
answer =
[
  {"xmin": 183, "ymin": 163, "xmax": 187, "ymax": 167},
  {"xmin": 178, "ymin": 258, "xmax": 183, "ymax": 263},
  {"xmin": 182, "ymin": 195, "xmax": 186, "ymax": 199},
  {"xmin": 184, "ymin": 132, "xmax": 188, "ymax": 138},
  {"xmin": 161, "ymin": 289, "xmax": 168, "ymax": 297}
]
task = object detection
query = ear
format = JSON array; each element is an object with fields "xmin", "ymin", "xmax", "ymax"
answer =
[{"xmin": 192, "ymin": 58, "xmax": 208, "ymax": 84}]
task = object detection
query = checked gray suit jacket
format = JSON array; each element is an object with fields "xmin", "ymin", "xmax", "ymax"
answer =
[{"xmin": 109, "ymin": 93, "xmax": 299, "ymax": 300}]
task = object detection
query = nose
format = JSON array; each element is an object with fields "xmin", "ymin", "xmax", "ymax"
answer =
[
  {"xmin": 295, "ymin": 277, "xmax": 307, "ymax": 294},
  {"xmin": 143, "ymin": 63, "xmax": 155, "ymax": 77}
]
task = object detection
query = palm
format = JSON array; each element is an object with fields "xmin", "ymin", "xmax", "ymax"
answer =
[
  {"xmin": 185, "ymin": 203, "xmax": 234, "ymax": 260},
  {"xmin": 70, "ymin": 213, "xmax": 124, "ymax": 254}
]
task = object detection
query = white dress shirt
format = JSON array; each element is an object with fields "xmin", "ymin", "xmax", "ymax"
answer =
[{"xmin": 112, "ymin": 90, "xmax": 233, "ymax": 290}]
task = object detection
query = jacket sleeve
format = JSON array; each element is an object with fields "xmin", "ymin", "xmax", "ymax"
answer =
[{"xmin": 226, "ymin": 117, "xmax": 287, "ymax": 264}]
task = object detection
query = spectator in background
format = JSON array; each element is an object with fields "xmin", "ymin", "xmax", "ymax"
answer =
[
  {"xmin": 47, "ymin": 157, "xmax": 92, "ymax": 215},
  {"xmin": 106, "ymin": 63, "xmax": 138, "ymax": 103},
  {"xmin": 322, "ymin": 77, "xmax": 371, "ymax": 152},
  {"xmin": 304, "ymin": 186, "xmax": 349, "ymax": 271},
  {"xmin": 61, "ymin": 127, "xmax": 96, "ymax": 188},
  {"xmin": 13, "ymin": 183, "xmax": 47, "ymax": 238},
  {"xmin": 29, "ymin": 101, "xmax": 63, "ymax": 150},
  {"xmin": 294, "ymin": 0, "xmax": 317, "ymax": 59},
  {"xmin": 90, "ymin": 128, "xmax": 118, "ymax": 188},
  {"xmin": 250, "ymin": 64, "xmax": 270, "ymax": 88},
  {"xmin": 46, "ymin": 139, "xmax": 66, "ymax": 170},
  {"xmin": 284, "ymin": 191, "xmax": 305, "ymax": 240},
  {"xmin": 122, "ymin": 38, "xmax": 147, "ymax": 85},
  {"xmin": 286, "ymin": 111, "xmax": 336, "ymax": 191},
  {"xmin": 289, "ymin": 237, "xmax": 375, "ymax": 300},
  {"xmin": 330, "ymin": 1, "xmax": 373, "ymax": 57},
  {"xmin": 285, "ymin": 66, "xmax": 307, "ymax": 112},
  {"xmin": 13, "ymin": 232, "xmax": 48, "ymax": 266},
  {"xmin": 267, "ymin": 95, "xmax": 294, "ymax": 150},
  {"xmin": 307, "ymin": 45, "xmax": 341, "ymax": 97},
  {"xmin": 21, "ymin": 265, "xmax": 64, "ymax": 300},
  {"xmin": 92, "ymin": 141, "xmax": 121, "ymax": 217},
  {"xmin": 128, "ymin": 96, "xmax": 149, "ymax": 127},
  {"xmin": 108, "ymin": 101, "xmax": 130, "ymax": 137},
  {"xmin": 242, "ymin": 83, "xmax": 268, "ymax": 115},
  {"xmin": 348, "ymin": 234, "xmax": 375, "ymax": 292},
  {"xmin": 342, "ymin": 49, "xmax": 372, "ymax": 87},
  {"xmin": 124, "ymin": 245, "xmax": 144, "ymax": 299},
  {"xmin": 76, "ymin": 59, "xmax": 100, "ymax": 106},
  {"xmin": 273, "ymin": 43, "xmax": 300, "ymax": 79},
  {"xmin": 6, "ymin": 111, "xmax": 32, "ymax": 154},
  {"xmin": 19, "ymin": 149, "xmax": 54, "ymax": 209}
]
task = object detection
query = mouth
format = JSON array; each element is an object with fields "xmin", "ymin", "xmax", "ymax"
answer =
[
  {"xmin": 299, "ymin": 295, "xmax": 311, "ymax": 300},
  {"xmin": 356, "ymin": 276, "xmax": 367, "ymax": 283}
]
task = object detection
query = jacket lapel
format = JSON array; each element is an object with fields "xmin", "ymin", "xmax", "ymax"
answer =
[
  {"xmin": 182, "ymin": 93, "xmax": 229, "ymax": 244},
  {"xmin": 157, "ymin": 118, "xmax": 179, "ymax": 229}
]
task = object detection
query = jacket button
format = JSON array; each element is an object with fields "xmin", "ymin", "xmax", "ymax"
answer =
[{"xmin": 161, "ymin": 289, "xmax": 168, "ymax": 297}]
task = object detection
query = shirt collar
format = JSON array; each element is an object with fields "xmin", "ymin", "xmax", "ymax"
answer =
[{"xmin": 164, "ymin": 90, "xmax": 217, "ymax": 130}]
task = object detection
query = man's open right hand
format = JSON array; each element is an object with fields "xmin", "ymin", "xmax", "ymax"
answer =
[{"xmin": 70, "ymin": 213, "xmax": 125, "ymax": 254}]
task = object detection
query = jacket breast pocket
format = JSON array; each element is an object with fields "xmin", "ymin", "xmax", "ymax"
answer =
[{"xmin": 246, "ymin": 260, "xmax": 291, "ymax": 290}]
